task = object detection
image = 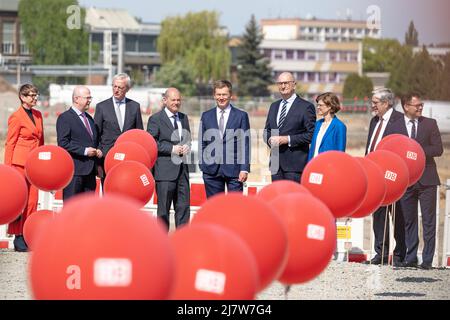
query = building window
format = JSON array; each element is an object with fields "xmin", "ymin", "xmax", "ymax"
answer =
[
  {"xmin": 306, "ymin": 72, "xmax": 316, "ymax": 82},
  {"xmin": 350, "ymin": 51, "xmax": 358, "ymax": 62},
  {"xmin": 263, "ymin": 49, "xmax": 272, "ymax": 58},
  {"xmin": 329, "ymin": 51, "xmax": 338, "ymax": 61},
  {"xmin": 306, "ymin": 51, "xmax": 316, "ymax": 61},
  {"xmin": 329, "ymin": 72, "xmax": 337, "ymax": 82},
  {"xmin": 286, "ymin": 50, "xmax": 294, "ymax": 60},
  {"xmin": 297, "ymin": 50, "xmax": 305, "ymax": 60},
  {"xmin": 19, "ymin": 25, "xmax": 29, "ymax": 55},
  {"xmin": 2, "ymin": 22, "xmax": 16, "ymax": 54},
  {"xmin": 297, "ymin": 72, "xmax": 305, "ymax": 81},
  {"xmin": 273, "ymin": 50, "xmax": 283, "ymax": 60},
  {"xmin": 139, "ymin": 35, "xmax": 156, "ymax": 53},
  {"xmin": 319, "ymin": 73, "xmax": 327, "ymax": 82}
]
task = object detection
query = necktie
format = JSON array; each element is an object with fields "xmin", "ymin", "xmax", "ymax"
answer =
[
  {"xmin": 219, "ymin": 110, "xmax": 225, "ymax": 138},
  {"xmin": 81, "ymin": 112, "xmax": 93, "ymax": 139},
  {"xmin": 369, "ymin": 117, "xmax": 383, "ymax": 153},
  {"xmin": 172, "ymin": 114, "xmax": 181, "ymax": 140},
  {"xmin": 410, "ymin": 119, "xmax": 416, "ymax": 139},
  {"xmin": 115, "ymin": 101, "xmax": 124, "ymax": 132},
  {"xmin": 278, "ymin": 100, "xmax": 288, "ymax": 129}
]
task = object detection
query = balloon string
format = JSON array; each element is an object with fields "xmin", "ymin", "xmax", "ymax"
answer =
[
  {"xmin": 391, "ymin": 203, "xmax": 396, "ymax": 268},
  {"xmin": 381, "ymin": 206, "xmax": 389, "ymax": 266},
  {"xmin": 345, "ymin": 218, "xmax": 350, "ymax": 262},
  {"xmin": 284, "ymin": 285, "xmax": 291, "ymax": 300}
]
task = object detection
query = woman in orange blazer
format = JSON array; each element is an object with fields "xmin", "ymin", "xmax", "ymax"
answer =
[{"xmin": 4, "ymin": 84, "xmax": 44, "ymax": 252}]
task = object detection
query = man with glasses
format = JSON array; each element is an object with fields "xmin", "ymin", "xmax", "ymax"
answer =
[
  {"xmin": 365, "ymin": 87, "xmax": 406, "ymax": 266},
  {"xmin": 94, "ymin": 73, "xmax": 143, "ymax": 185},
  {"xmin": 263, "ymin": 72, "xmax": 316, "ymax": 182},
  {"xmin": 57, "ymin": 86, "xmax": 102, "ymax": 200},
  {"xmin": 396, "ymin": 93, "xmax": 443, "ymax": 269}
]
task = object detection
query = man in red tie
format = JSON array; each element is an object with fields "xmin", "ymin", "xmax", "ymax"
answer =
[
  {"xmin": 364, "ymin": 87, "xmax": 406, "ymax": 266},
  {"xmin": 56, "ymin": 86, "xmax": 103, "ymax": 200}
]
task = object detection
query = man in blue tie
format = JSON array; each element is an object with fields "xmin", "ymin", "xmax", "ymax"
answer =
[
  {"xmin": 57, "ymin": 86, "xmax": 102, "ymax": 200},
  {"xmin": 199, "ymin": 80, "xmax": 251, "ymax": 198},
  {"xmin": 264, "ymin": 72, "xmax": 316, "ymax": 182}
]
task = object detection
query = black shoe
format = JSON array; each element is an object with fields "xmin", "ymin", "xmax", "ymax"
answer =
[
  {"xmin": 13, "ymin": 235, "xmax": 28, "ymax": 252},
  {"xmin": 398, "ymin": 261, "xmax": 418, "ymax": 268},
  {"xmin": 419, "ymin": 263, "xmax": 432, "ymax": 270},
  {"xmin": 364, "ymin": 256, "xmax": 388, "ymax": 265}
]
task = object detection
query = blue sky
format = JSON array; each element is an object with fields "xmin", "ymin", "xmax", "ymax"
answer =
[{"xmin": 79, "ymin": 0, "xmax": 450, "ymax": 45}]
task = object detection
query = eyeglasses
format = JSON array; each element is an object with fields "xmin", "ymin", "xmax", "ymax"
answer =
[
  {"xmin": 24, "ymin": 94, "xmax": 39, "ymax": 98},
  {"xmin": 407, "ymin": 103, "xmax": 424, "ymax": 108},
  {"xmin": 371, "ymin": 100, "xmax": 383, "ymax": 105},
  {"xmin": 276, "ymin": 81, "xmax": 295, "ymax": 86}
]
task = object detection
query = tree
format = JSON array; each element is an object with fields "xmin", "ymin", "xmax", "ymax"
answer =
[
  {"xmin": 405, "ymin": 21, "xmax": 419, "ymax": 46},
  {"xmin": 157, "ymin": 11, "xmax": 230, "ymax": 90},
  {"xmin": 236, "ymin": 15, "xmax": 272, "ymax": 97},
  {"xmin": 342, "ymin": 73, "xmax": 373, "ymax": 99},
  {"xmin": 154, "ymin": 58, "xmax": 197, "ymax": 96},
  {"xmin": 363, "ymin": 38, "xmax": 405, "ymax": 72},
  {"xmin": 439, "ymin": 53, "xmax": 450, "ymax": 100},
  {"xmin": 19, "ymin": 0, "xmax": 89, "ymax": 65}
]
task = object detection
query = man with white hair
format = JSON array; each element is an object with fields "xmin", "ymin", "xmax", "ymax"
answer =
[
  {"xmin": 94, "ymin": 73, "xmax": 143, "ymax": 184},
  {"xmin": 364, "ymin": 87, "xmax": 406, "ymax": 266}
]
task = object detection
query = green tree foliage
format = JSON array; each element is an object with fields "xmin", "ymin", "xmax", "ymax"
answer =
[
  {"xmin": 157, "ymin": 11, "xmax": 230, "ymax": 87},
  {"xmin": 405, "ymin": 21, "xmax": 419, "ymax": 46},
  {"xmin": 439, "ymin": 53, "xmax": 450, "ymax": 101},
  {"xmin": 342, "ymin": 73, "xmax": 374, "ymax": 99},
  {"xmin": 363, "ymin": 38, "xmax": 405, "ymax": 72},
  {"xmin": 19, "ymin": 0, "xmax": 89, "ymax": 65},
  {"xmin": 154, "ymin": 58, "xmax": 197, "ymax": 96},
  {"xmin": 236, "ymin": 15, "xmax": 272, "ymax": 97}
]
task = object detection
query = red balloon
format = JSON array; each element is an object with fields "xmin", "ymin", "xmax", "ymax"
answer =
[
  {"xmin": 29, "ymin": 194, "xmax": 174, "ymax": 300},
  {"xmin": 104, "ymin": 161, "xmax": 155, "ymax": 207},
  {"xmin": 377, "ymin": 134, "xmax": 426, "ymax": 186},
  {"xmin": 25, "ymin": 145, "xmax": 74, "ymax": 191},
  {"xmin": 23, "ymin": 210, "xmax": 55, "ymax": 250},
  {"xmin": 169, "ymin": 223, "xmax": 259, "ymax": 299},
  {"xmin": 104, "ymin": 141, "xmax": 151, "ymax": 174},
  {"xmin": 301, "ymin": 151, "xmax": 368, "ymax": 218},
  {"xmin": 116, "ymin": 129, "xmax": 158, "ymax": 169},
  {"xmin": 0, "ymin": 164, "xmax": 28, "ymax": 225},
  {"xmin": 350, "ymin": 158, "xmax": 387, "ymax": 218},
  {"xmin": 257, "ymin": 180, "xmax": 311, "ymax": 203},
  {"xmin": 366, "ymin": 150, "xmax": 409, "ymax": 205},
  {"xmin": 271, "ymin": 193, "xmax": 336, "ymax": 284},
  {"xmin": 192, "ymin": 193, "xmax": 288, "ymax": 291}
]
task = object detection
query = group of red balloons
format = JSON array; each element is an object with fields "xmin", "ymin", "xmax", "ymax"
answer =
[{"xmin": 1, "ymin": 132, "xmax": 426, "ymax": 300}]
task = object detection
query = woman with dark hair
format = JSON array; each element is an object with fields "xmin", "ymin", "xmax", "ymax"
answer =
[
  {"xmin": 4, "ymin": 84, "xmax": 44, "ymax": 252},
  {"xmin": 308, "ymin": 92, "xmax": 347, "ymax": 161}
]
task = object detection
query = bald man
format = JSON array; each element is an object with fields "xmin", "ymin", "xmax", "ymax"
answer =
[
  {"xmin": 264, "ymin": 72, "xmax": 316, "ymax": 182},
  {"xmin": 57, "ymin": 86, "xmax": 102, "ymax": 200},
  {"xmin": 147, "ymin": 88, "xmax": 191, "ymax": 231}
]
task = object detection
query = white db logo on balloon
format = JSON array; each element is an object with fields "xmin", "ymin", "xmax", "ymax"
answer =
[
  {"xmin": 38, "ymin": 152, "xmax": 52, "ymax": 161},
  {"xmin": 195, "ymin": 269, "xmax": 226, "ymax": 294},
  {"xmin": 307, "ymin": 224, "xmax": 325, "ymax": 241},
  {"xmin": 406, "ymin": 151, "xmax": 417, "ymax": 161},
  {"xmin": 308, "ymin": 173, "xmax": 323, "ymax": 185},
  {"xmin": 114, "ymin": 153, "xmax": 126, "ymax": 161},
  {"xmin": 385, "ymin": 170, "xmax": 397, "ymax": 182},
  {"xmin": 94, "ymin": 258, "xmax": 132, "ymax": 287},
  {"xmin": 140, "ymin": 174, "xmax": 150, "ymax": 186}
]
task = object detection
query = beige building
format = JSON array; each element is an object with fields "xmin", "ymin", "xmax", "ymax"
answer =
[{"xmin": 260, "ymin": 18, "xmax": 379, "ymax": 97}]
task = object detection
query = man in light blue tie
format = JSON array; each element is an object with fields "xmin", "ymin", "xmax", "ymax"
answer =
[{"xmin": 264, "ymin": 72, "xmax": 316, "ymax": 182}]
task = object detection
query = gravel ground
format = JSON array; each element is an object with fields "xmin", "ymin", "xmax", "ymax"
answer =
[{"xmin": 1, "ymin": 249, "xmax": 449, "ymax": 300}]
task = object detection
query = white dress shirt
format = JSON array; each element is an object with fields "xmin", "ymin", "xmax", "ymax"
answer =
[
  {"xmin": 164, "ymin": 107, "xmax": 183, "ymax": 139},
  {"xmin": 368, "ymin": 108, "xmax": 394, "ymax": 152},
  {"xmin": 114, "ymin": 98, "xmax": 126, "ymax": 129},
  {"xmin": 71, "ymin": 106, "xmax": 93, "ymax": 156},
  {"xmin": 216, "ymin": 104, "xmax": 232, "ymax": 133}
]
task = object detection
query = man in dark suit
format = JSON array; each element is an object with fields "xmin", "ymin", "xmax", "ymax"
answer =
[
  {"xmin": 57, "ymin": 86, "xmax": 102, "ymax": 200},
  {"xmin": 198, "ymin": 80, "xmax": 251, "ymax": 198},
  {"xmin": 365, "ymin": 87, "xmax": 407, "ymax": 266},
  {"xmin": 264, "ymin": 72, "xmax": 316, "ymax": 182},
  {"xmin": 94, "ymin": 73, "xmax": 143, "ymax": 184},
  {"xmin": 396, "ymin": 93, "xmax": 443, "ymax": 269},
  {"xmin": 147, "ymin": 88, "xmax": 191, "ymax": 230}
]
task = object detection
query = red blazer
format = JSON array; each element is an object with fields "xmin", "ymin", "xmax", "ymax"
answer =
[{"xmin": 4, "ymin": 107, "xmax": 44, "ymax": 166}]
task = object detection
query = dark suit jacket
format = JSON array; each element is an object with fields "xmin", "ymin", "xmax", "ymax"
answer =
[
  {"xmin": 389, "ymin": 115, "xmax": 443, "ymax": 186},
  {"xmin": 56, "ymin": 108, "xmax": 99, "ymax": 176},
  {"xmin": 147, "ymin": 109, "xmax": 191, "ymax": 181},
  {"xmin": 94, "ymin": 97, "xmax": 143, "ymax": 157},
  {"xmin": 264, "ymin": 95, "xmax": 316, "ymax": 173},
  {"xmin": 308, "ymin": 115, "xmax": 347, "ymax": 161},
  {"xmin": 365, "ymin": 109, "xmax": 404, "ymax": 155},
  {"xmin": 199, "ymin": 105, "xmax": 251, "ymax": 178}
]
